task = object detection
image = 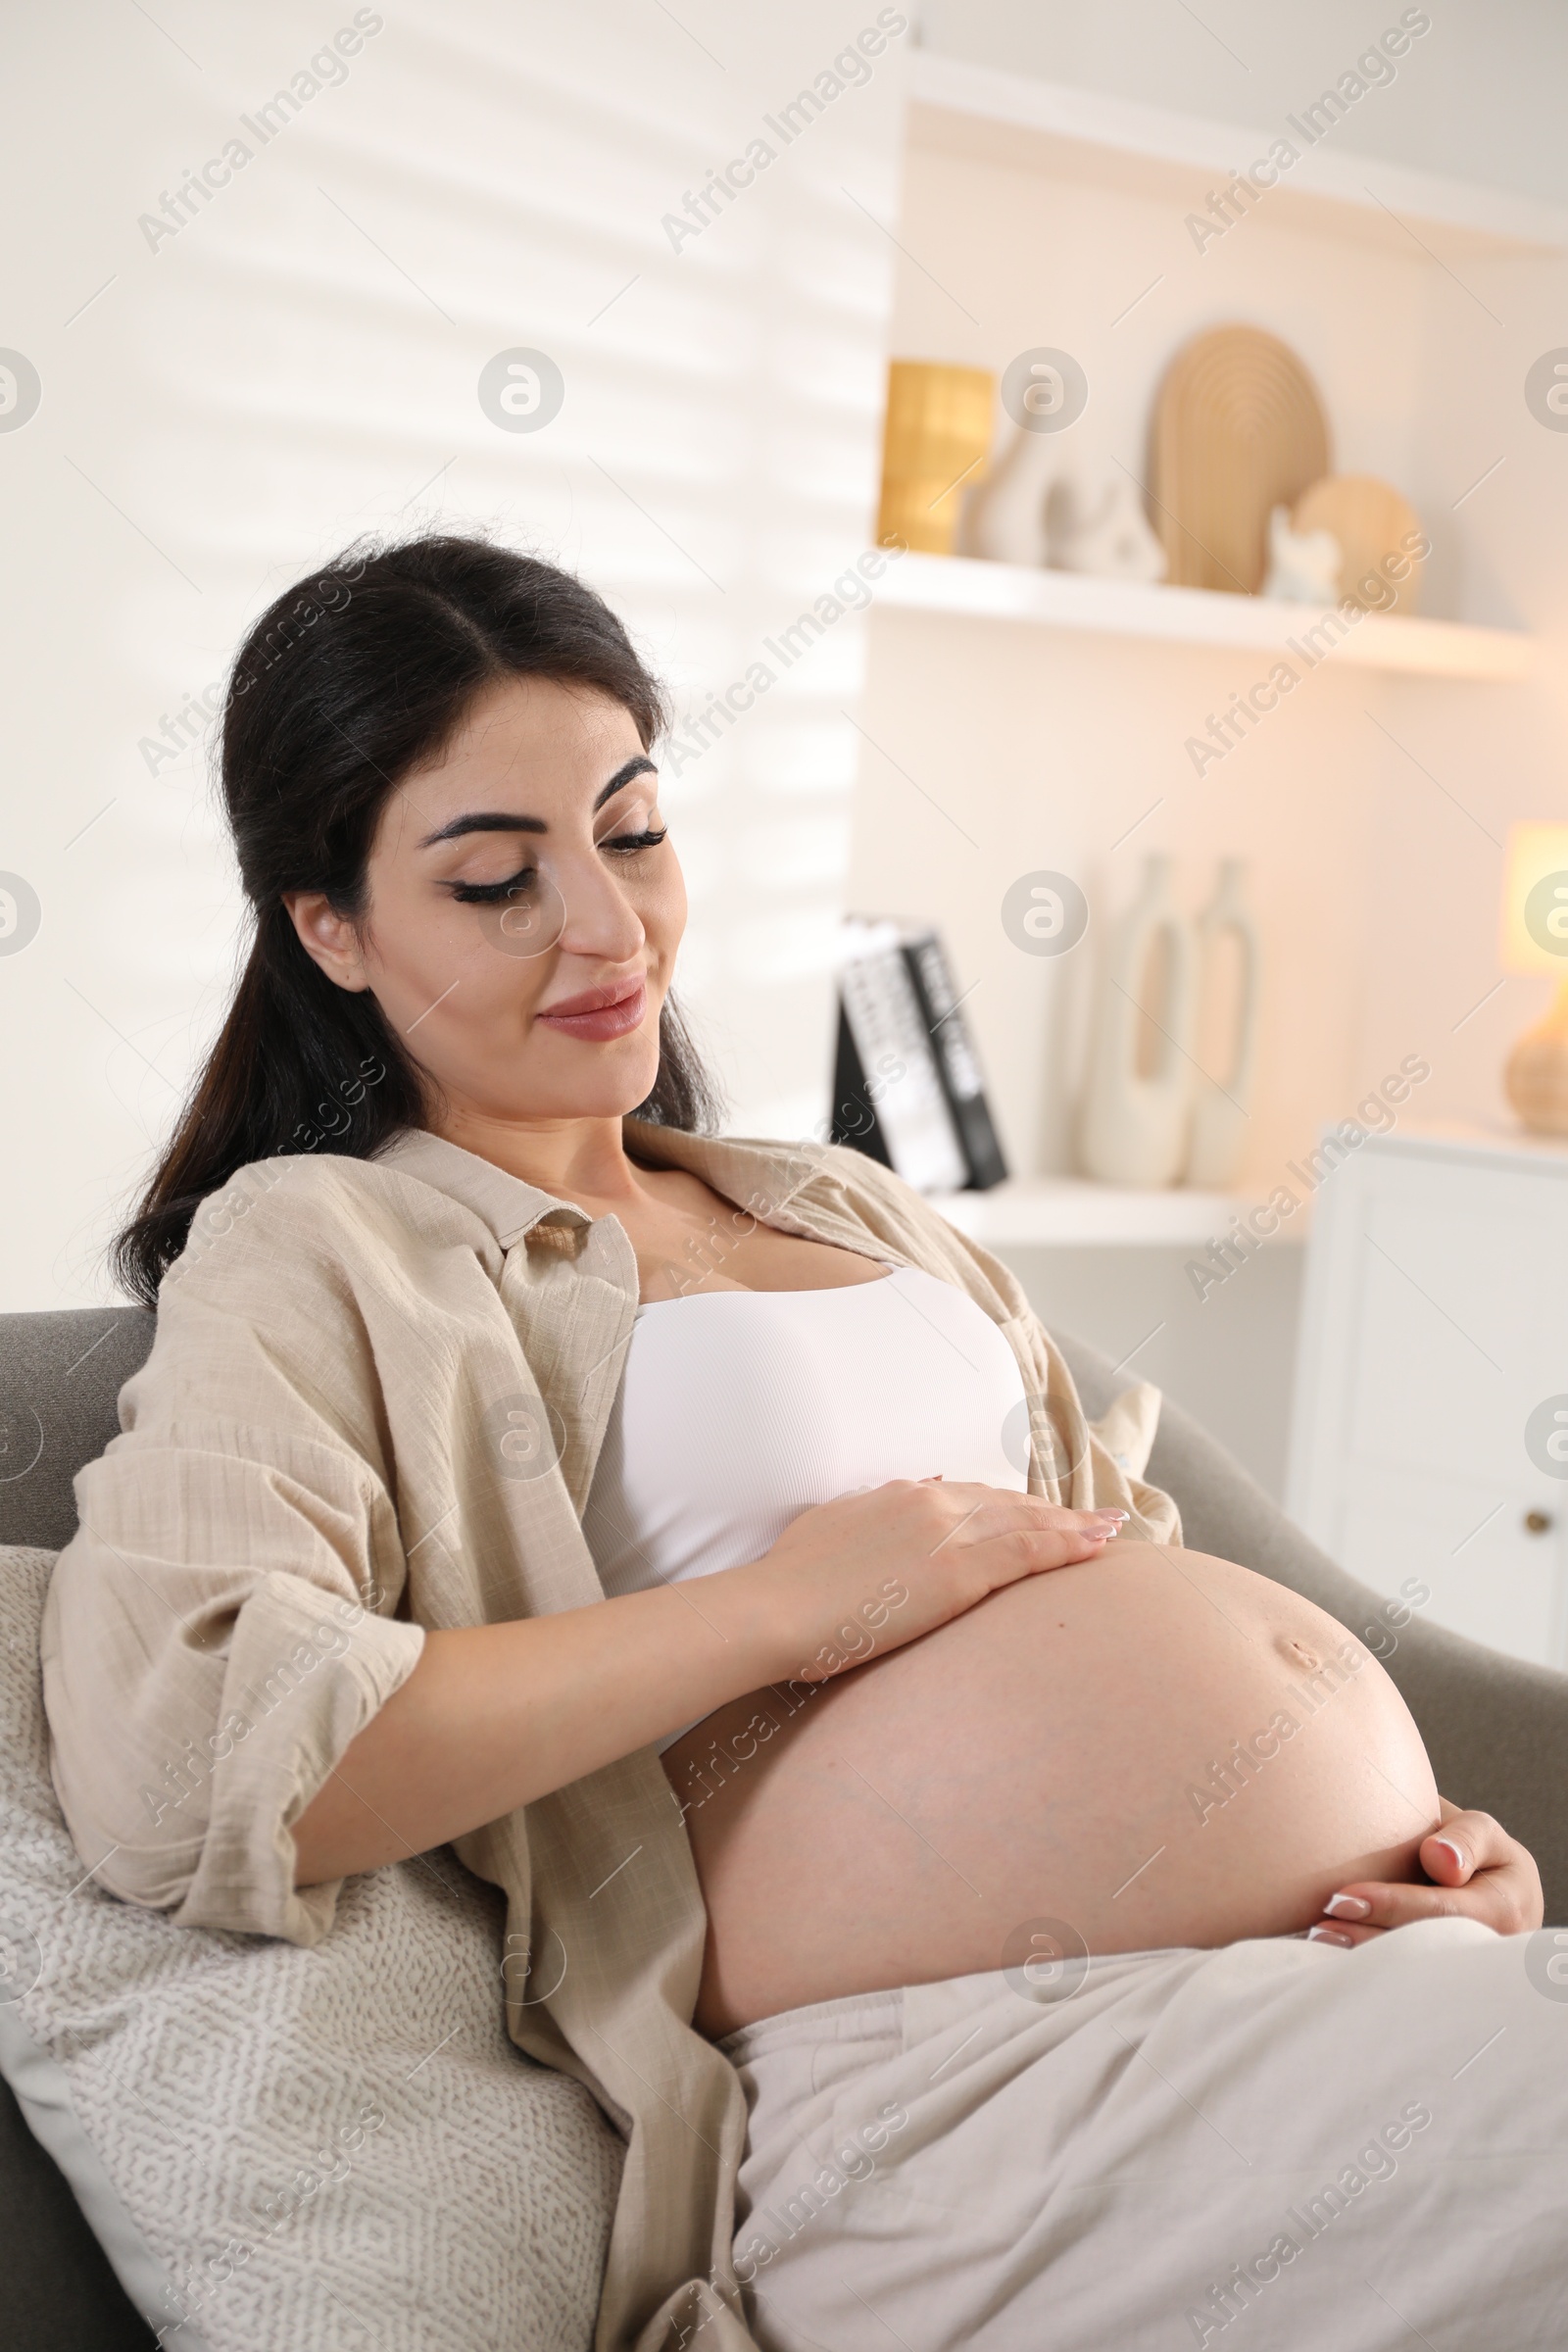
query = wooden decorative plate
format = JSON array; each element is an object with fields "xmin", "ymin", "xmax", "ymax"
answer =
[
  {"xmin": 1292, "ymin": 474, "xmax": 1424, "ymax": 613},
  {"xmin": 1150, "ymin": 325, "xmax": 1330, "ymax": 594}
]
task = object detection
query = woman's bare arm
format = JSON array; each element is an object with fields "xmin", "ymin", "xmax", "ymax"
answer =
[
  {"xmin": 291, "ymin": 1483, "xmax": 1124, "ymax": 1886},
  {"xmin": 293, "ymin": 1570, "xmax": 787, "ymax": 1884}
]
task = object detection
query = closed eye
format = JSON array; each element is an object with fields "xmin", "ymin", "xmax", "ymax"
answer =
[
  {"xmin": 601, "ymin": 825, "xmax": 667, "ymax": 855},
  {"xmin": 447, "ymin": 867, "xmax": 537, "ymax": 906},
  {"xmin": 446, "ymin": 826, "xmax": 664, "ymax": 904}
]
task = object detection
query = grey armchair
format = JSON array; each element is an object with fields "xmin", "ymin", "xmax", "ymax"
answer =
[{"xmin": 2, "ymin": 1305, "xmax": 1565, "ymax": 2352}]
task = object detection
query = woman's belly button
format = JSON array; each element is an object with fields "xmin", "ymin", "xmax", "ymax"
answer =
[{"xmin": 666, "ymin": 1545, "xmax": 1441, "ymax": 2036}]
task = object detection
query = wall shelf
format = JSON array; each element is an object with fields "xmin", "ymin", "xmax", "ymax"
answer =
[
  {"xmin": 932, "ymin": 1177, "xmax": 1307, "ymax": 1250},
  {"xmin": 873, "ymin": 553, "xmax": 1534, "ymax": 681},
  {"xmin": 909, "ymin": 52, "xmax": 1568, "ymax": 260},
  {"xmin": 853, "ymin": 42, "xmax": 1558, "ymax": 1263}
]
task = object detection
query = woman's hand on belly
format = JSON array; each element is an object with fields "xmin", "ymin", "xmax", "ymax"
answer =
[{"xmin": 742, "ymin": 1479, "xmax": 1126, "ymax": 1688}]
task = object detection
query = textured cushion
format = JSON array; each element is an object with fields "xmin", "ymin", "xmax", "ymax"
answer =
[{"xmin": 0, "ymin": 1544, "xmax": 621, "ymax": 2352}]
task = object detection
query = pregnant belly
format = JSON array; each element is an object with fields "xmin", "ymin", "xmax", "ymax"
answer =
[{"xmin": 663, "ymin": 1543, "xmax": 1440, "ymax": 2038}]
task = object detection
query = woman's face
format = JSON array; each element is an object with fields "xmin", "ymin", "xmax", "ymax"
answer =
[{"xmin": 286, "ymin": 672, "xmax": 685, "ymax": 1127}]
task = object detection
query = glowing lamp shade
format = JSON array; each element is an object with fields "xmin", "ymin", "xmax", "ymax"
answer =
[{"xmin": 1500, "ymin": 822, "xmax": 1568, "ymax": 1135}]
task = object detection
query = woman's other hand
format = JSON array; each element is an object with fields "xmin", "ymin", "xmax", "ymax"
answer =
[{"xmin": 1305, "ymin": 1798, "xmax": 1545, "ymax": 1946}]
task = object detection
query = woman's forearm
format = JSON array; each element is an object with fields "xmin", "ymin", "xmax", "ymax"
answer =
[
  {"xmin": 291, "ymin": 1565, "xmax": 790, "ymax": 1886},
  {"xmin": 291, "ymin": 1480, "xmax": 1115, "ymax": 1887}
]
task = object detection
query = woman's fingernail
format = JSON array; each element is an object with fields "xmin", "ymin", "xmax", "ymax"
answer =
[
  {"xmin": 1306, "ymin": 1927, "xmax": 1354, "ymax": 1947},
  {"xmin": 1323, "ymin": 1892, "xmax": 1371, "ymax": 1920},
  {"xmin": 1430, "ymin": 1837, "xmax": 1467, "ymax": 1875}
]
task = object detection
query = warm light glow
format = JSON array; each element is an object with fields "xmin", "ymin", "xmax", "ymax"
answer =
[{"xmin": 1500, "ymin": 822, "xmax": 1568, "ymax": 976}]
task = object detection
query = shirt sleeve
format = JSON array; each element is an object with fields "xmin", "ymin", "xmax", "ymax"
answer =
[{"xmin": 39, "ymin": 1238, "xmax": 426, "ymax": 1947}]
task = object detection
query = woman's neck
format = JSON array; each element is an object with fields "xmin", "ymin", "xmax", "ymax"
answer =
[{"xmin": 432, "ymin": 1106, "xmax": 652, "ymax": 1214}]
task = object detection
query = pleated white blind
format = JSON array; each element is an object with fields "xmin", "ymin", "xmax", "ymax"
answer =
[{"xmin": 2, "ymin": 0, "xmax": 908, "ymax": 1302}]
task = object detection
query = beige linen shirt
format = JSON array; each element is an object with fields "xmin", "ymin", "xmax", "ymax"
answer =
[{"xmin": 40, "ymin": 1121, "xmax": 1180, "ymax": 2352}]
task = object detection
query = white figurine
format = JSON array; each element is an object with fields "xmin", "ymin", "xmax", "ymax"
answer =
[
  {"xmin": 959, "ymin": 426, "xmax": 1056, "ymax": 566},
  {"xmin": 1043, "ymin": 472, "xmax": 1168, "ymax": 581},
  {"xmin": 1260, "ymin": 503, "xmax": 1341, "ymax": 603}
]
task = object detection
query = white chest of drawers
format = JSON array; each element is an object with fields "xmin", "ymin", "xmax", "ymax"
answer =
[{"xmin": 1287, "ymin": 1125, "xmax": 1568, "ymax": 1670}]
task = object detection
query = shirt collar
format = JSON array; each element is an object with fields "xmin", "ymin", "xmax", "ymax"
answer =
[
  {"xmin": 370, "ymin": 1122, "xmax": 842, "ymax": 1255},
  {"xmin": 371, "ymin": 1128, "xmax": 576, "ymax": 1251}
]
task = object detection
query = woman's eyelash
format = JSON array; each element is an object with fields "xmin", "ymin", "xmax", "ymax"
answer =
[
  {"xmin": 446, "ymin": 827, "xmax": 665, "ymax": 905},
  {"xmin": 448, "ymin": 869, "xmax": 537, "ymax": 906},
  {"xmin": 602, "ymin": 824, "xmax": 667, "ymax": 855}
]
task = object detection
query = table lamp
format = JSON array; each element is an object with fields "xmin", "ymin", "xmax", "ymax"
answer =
[{"xmin": 1500, "ymin": 820, "xmax": 1568, "ymax": 1134}]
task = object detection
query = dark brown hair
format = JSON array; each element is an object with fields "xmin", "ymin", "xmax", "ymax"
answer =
[{"xmin": 112, "ymin": 532, "xmax": 719, "ymax": 1307}]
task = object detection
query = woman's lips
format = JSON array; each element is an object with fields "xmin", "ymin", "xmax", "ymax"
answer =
[{"xmin": 534, "ymin": 978, "xmax": 648, "ymax": 1042}]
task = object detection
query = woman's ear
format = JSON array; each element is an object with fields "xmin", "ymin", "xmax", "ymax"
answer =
[{"xmin": 282, "ymin": 891, "xmax": 372, "ymax": 994}]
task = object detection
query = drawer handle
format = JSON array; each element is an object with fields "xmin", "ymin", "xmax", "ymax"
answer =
[{"xmin": 1525, "ymin": 1509, "xmax": 1555, "ymax": 1537}]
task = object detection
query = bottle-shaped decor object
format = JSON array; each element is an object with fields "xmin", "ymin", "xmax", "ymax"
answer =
[
  {"xmin": 1079, "ymin": 855, "xmax": 1198, "ymax": 1187},
  {"xmin": 1186, "ymin": 859, "xmax": 1259, "ymax": 1188}
]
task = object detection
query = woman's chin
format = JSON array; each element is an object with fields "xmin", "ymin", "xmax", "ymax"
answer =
[
  {"xmin": 570, "ymin": 1034, "xmax": 666, "ymax": 1119},
  {"xmin": 444, "ymin": 1042, "xmax": 664, "ymax": 1128}
]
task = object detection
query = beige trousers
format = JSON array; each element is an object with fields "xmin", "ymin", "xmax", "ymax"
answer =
[{"xmin": 719, "ymin": 1921, "xmax": 1568, "ymax": 2351}]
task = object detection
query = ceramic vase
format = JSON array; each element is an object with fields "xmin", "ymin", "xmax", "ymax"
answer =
[
  {"xmin": 1186, "ymin": 859, "xmax": 1259, "ymax": 1187},
  {"xmin": 959, "ymin": 424, "xmax": 1056, "ymax": 565},
  {"xmin": 1079, "ymin": 855, "xmax": 1198, "ymax": 1187}
]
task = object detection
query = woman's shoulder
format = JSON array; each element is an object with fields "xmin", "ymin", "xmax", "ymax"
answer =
[
  {"xmin": 163, "ymin": 1143, "xmax": 502, "ymax": 1302},
  {"xmin": 126, "ymin": 1146, "xmax": 515, "ymax": 1443}
]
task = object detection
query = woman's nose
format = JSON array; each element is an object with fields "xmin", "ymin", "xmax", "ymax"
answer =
[{"xmin": 553, "ymin": 850, "xmax": 645, "ymax": 966}]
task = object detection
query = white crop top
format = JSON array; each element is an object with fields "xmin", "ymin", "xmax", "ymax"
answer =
[{"xmin": 581, "ymin": 1263, "xmax": 1030, "ymax": 1749}]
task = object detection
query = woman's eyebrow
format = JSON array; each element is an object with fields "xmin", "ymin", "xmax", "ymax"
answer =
[
  {"xmin": 594, "ymin": 755, "xmax": 657, "ymax": 810},
  {"xmin": 416, "ymin": 757, "xmax": 656, "ymax": 849},
  {"xmin": 417, "ymin": 809, "xmax": 544, "ymax": 847}
]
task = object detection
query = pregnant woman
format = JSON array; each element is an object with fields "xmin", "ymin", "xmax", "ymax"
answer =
[{"xmin": 42, "ymin": 536, "xmax": 1563, "ymax": 2352}]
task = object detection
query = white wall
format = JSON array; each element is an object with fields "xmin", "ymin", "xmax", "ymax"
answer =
[
  {"xmin": 0, "ymin": 1, "xmax": 910, "ymax": 1308},
  {"xmin": 1361, "ymin": 236, "xmax": 1568, "ymax": 1130}
]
